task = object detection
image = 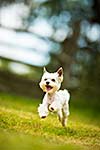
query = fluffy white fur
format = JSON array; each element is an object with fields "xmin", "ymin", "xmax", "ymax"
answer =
[{"xmin": 38, "ymin": 67, "xmax": 70, "ymax": 126}]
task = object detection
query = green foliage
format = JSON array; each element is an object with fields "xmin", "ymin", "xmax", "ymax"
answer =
[{"xmin": 0, "ymin": 93, "xmax": 100, "ymax": 150}]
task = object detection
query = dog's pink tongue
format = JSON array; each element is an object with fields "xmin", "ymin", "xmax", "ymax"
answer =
[{"xmin": 46, "ymin": 85, "xmax": 52, "ymax": 91}]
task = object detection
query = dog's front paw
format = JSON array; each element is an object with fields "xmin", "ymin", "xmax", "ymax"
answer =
[
  {"xmin": 41, "ymin": 116, "xmax": 46, "ymax": 119},
  {"xmin": 38, "ymin": 104, "xmax": 49, "ymax": 118},
  {"xmin": 49, "ymin": 106, "xmax": 54, "ymax": 112}
]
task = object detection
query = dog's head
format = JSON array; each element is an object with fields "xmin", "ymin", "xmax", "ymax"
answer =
[{"xmin": 39, "ymin": 67, "xmax": 63, "ymax": 94}]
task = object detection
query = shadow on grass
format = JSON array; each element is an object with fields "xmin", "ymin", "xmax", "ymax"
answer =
[{"xmin": 0, "ymin": 129, "xmax": 82, "ymax": 150}]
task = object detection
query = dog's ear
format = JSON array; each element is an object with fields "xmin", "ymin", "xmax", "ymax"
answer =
[
  {"xmin": 43, "ymin": 67, "xmax": 47, "ymax": 73},
  {"xmin": 57, "ymin": 67, "xmax": 63, "ymax": 77},
  {"xmin": 57, "ymin": 67, "xmax": 63, "ymax": 82}
]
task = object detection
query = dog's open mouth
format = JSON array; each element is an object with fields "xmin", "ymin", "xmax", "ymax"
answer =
[{"xmin": 45, "ymin": 85, "xmax": 53, "ymax": 91}]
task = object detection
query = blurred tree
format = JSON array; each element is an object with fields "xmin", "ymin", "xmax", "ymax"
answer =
[{"xmin": 0, "ymin": 0, "xmax": 100, "ymax": 100}]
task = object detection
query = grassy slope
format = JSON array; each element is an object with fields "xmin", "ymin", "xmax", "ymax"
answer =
[{"xmin": 0, "ymin": 93, "xmax": 100, "ymax": 150}]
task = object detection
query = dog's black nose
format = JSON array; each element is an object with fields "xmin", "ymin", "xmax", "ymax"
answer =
[{"xmin": 46, "ymin": 81, "xmax": 50, "ymax": 85}]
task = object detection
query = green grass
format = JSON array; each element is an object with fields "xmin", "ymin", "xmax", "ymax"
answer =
[{"xmin": 0, "ymin": 92, "xmax": 100, "ymax": 150}]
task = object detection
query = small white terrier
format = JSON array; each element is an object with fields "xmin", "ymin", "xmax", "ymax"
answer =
[{"xmin": 38, "ymin": 67, "xmax": 70, "ymax": 126}]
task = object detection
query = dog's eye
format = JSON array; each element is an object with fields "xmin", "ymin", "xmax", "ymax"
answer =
[
  {"xmin": 44, "ymin": 78, "xmax": 47, "ymax": 81},
  {"xmin": 51, "ymin": 79, "xmax": 55, "ymax": 82}
]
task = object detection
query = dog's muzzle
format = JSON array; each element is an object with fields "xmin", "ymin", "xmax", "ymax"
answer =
[{"xmin": 45, "ymin": 85, "xmax": 53, "ymax": 91}]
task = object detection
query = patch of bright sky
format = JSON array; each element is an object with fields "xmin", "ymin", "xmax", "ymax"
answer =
[
  {"xmin": 86, "ymin": 24, "xmax": 100, "ymax": 42},
  {"xmin": 0, "ymin": 28, "xmax": 51, "ymax": 53},
  {"xmin": 80, "ymin": 20, "xmax": 100, "ymax": 42},
  {"xmin": 59, "ymin": 11, "xmax": 71, "ymax": 23},
  {"xmin": 0, "ymin": 45, "xmax": 50, "ymax": 66},
  {"xmin": 0, "ymin": 2, "xmax": 72, "ymax": 66},
  {"xmin": 49, "ymin": 11, "xmax": 72, "ymax": 42},
  {"xmin": 50, "ymin": 11, "xmax": 71, "ymax": 29},
  {"xmin": 53, "ymin": 26, "xmax": 73, "ymax": 42},
  {"xmin": 0, "ymin": 3, "xmax": 29, "ymax": 29},
  {"xmin": 29, "ymin": 17, "xmax": 54, "ymax": 37}
]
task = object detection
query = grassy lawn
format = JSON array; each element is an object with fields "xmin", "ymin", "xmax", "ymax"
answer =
[{"xmin": 0, "ymin": 92, "xmax": 100, "ymax": 150}]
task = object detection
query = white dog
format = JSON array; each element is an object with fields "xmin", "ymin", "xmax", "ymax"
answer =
[{"xmin": 38, "ymin": 67, "xmax": 70, "ymax": 126}]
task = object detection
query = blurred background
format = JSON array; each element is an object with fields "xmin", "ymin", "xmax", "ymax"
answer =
[{"xmin": 0, "ymin": 0, "xmax": 100, "ymax": 109}]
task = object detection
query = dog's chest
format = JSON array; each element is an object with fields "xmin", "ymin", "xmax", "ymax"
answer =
[
  {"xmin": 46, "ymin": 92, "xmax": 61, "ymax": 105},
  {"xmin": 47, "ymin": 95, "xmax": 55, "ymax": 104},
  {"xmin": 46, "ymin": 94, "xmax": 58, "ymax": 105}
]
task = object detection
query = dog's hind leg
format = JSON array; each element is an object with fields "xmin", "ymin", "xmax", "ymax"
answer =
[
  {"xmin": 57, "ymin": 109, "xmax": 62, "ymax": 121},
  {"xmin": 57, "ymin": 109, "xmax": 66, "ymax": 127},
  {"xmin": 61, "ymin": 102, "xmax": 70, "ymax": 126},
  {"xmin": 62, "ymin": 111, "xmax": 68, "ymax": 127}
]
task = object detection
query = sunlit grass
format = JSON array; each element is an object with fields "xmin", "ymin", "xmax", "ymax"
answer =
[{"xmin": 0, "ymin": 92, "xmax": 100, "ymax": 150}]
